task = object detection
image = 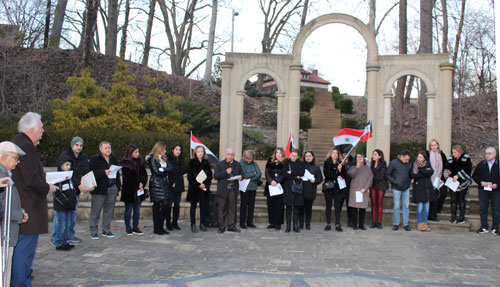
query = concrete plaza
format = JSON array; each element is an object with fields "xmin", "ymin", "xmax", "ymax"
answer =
[{"xmin": 30, "ymin": 219, "xmax": 499, "ymax": 287}]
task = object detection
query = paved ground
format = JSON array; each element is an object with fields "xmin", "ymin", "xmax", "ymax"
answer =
[{"xmin": 31, "ymin": 220, "xmax": 499, "ymax": 287}]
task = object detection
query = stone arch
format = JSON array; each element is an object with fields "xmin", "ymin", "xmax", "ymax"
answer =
[
  {"xmin": 238, "ymin": 68, "xmax": 286, "ymax": 92},
  {"xmin": 292, "ymin": 13, "xmax": 379, "ymax": 63},
  {"xmin": 383, "ymin": 69, "xmax": 436, "ymax": 95}
]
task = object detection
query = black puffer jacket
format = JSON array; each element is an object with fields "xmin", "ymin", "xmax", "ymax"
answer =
[
  {"xmin": 146, "ymin": 154, "xmax": 171, "ymax": 202},
  {"xmin": 371, "ymin": 161, "xmax": 389, "ymax": 190},
  {"xmin": 58, "ymin": 147, "xmax": 90, "ymax": 195},
  {"xmin": 322, "ymin": 158, "xmax": 347, "ymax": 192},
  {"xmin": 410, "ymin": 160, "xmax": 435, "ymax": 203},
  {"xmin": 119, "ymin": 158, "xmax": 148, "ymax": 204},
  {"xmin": 167, "ymin": 152, "xmax": 186, "ymax": 193}
]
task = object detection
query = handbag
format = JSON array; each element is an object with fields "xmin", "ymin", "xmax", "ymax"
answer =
[
  {"xmin": 323, "ymin": 181, "xmax": 335, "ymax": 191},
  {"xmin": 289, "ymin": 164, "xmax": 303, "ymax": 194}
]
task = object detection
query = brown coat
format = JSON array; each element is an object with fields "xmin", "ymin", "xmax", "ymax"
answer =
[
  {"xmin": 348, "ymin": 165, "xmax": 373, "ymax": 209},
  {"xmin": 11, "ymin": 133, "xmax": 50, "ymax": 234}
]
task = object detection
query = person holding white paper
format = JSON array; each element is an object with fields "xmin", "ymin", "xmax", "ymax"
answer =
[
  {"xmin": 264, "ymin": 148, "xmax": 286, "ymax": 231},
  {"xmin": 410, "ymin": 151, "xmax": 434, "ymax": 232},
  {"xmin": 369, "ymin": 149, "xmax": 388, "ymax": 229},
  {"xmin": 240, "ymin": 150, "xmax": 261, "ymax": 229},
  {"xmin": 347, "ymin": 154, "xmax": 373, "ymax": 230},
  {"xmin": 282, "ymin": 149, "xmax": 305, "ymax": 233},
  {"xmin": 426, "ymin": 139, "xmax": 448, "ymax": 222},
  {"xmin": 443, "ymin": 145, "xmax": 472, "ymax": 224},
  {"xmin": 301, "ymin": 151, "xmax": 323, "ymax": 230},
  {"xmin": 186, "ymin": 145, "xmax": 212, "ymax": 233},
  {"xmin": 322, "ymin": 147, "xmax": 347, "ymax": 232}
]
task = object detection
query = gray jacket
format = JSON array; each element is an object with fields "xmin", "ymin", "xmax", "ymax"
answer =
[
  {"xmin": 386, "ymin": 156, "xmax": 412, "ymax": 191},
  {"xmin": 0, "ymin": 164, "xmax": 24, "ymax": 247}
]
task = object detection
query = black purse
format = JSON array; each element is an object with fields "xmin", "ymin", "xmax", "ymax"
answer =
[
  {"xmin": 323, "ymin": 181, "xmax": 335, "ymax": 191},
  {"xmin": 289, "ymin": 164, "xmax": 303, "ymax": 194}
]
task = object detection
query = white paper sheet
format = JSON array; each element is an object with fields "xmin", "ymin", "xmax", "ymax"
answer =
[
  {"xmin": 301, "ymin": 169, "xmax": 315, "ymax": 181},
  {"xmin": 46, "ymin": 171, "xmax": 73, "ymax": 184},
  {"xmin": 229, "ymin": 175, "xmax": 242, "ymax": 181},
  {"xmin": 484, "ymin": 182, "xmax": 493, "ymax": 191},
  {"xmin": 108, "ymin": 165, "xmax": 122, "ymax": 179},
  {"xmin": 269, "ymin": 183, "xmax": 284, "ymax": 196},
  {"xmin": 338, "ymin": 178, "xmax": 347, "ymax": 190},
  {"xmin": 239, "ymin": 179, "xmax": 251, "ymax": 192},
  {"xmin": 355, "ymin": 191, "xmax": 363, "ymax": 203},
  {"xmin": 81, "ymin": 171, "xmax": 97, "ymax": 188},
  {"xmin": 196, "ymin": 170, "xmax": 207, "ymax": 183},
  {"xmin": 445, "ymin": 177, "xmax": 460, "ymax": 192},
  {"xmin": 432, "ymin": 177, "xmax": 441, "ymax": 189}
]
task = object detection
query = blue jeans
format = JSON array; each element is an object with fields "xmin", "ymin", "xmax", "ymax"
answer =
[
  {"xmin": 124, "ymin": 196, "xmax": 141, "ymax": 230},
  {"xmin": 52, "ymin": 210, "xmax": 72, "ymax": 247},
  {"xmin": 11, "ymin": 234, "xmax": 38, "ymax": 287},
  {"xmin": 417, "ymin": 201, "xmax": 429, "ymax": 224},
  {"xmin": 393, "ymin": 188, "xmax": 410, "ymax": 226},
  {"xmin": 52, "ymin": 195, "xmax": 80, "ymax": 242}
]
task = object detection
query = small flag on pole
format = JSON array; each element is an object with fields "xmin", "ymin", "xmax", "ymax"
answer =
[
  {"xmin": 333, "ymin": 121, "xmax": 372, "ymax": 147},
  {"xmin": 190, "ymin": 132, "xmax": 219, "ymax": 163},
  {"xmin": 285, "ymin": 130, "xmax": 297, "ymax": 158}
]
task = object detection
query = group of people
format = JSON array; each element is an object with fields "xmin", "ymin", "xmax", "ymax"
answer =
[{"xmin": 0, "ymin": 112, "xmax": 499, "ymax": 287}]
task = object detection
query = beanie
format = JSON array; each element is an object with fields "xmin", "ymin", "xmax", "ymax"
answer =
[{"xmin": 71, "ymin": 136, "xmax": 84, "ymax": 147}]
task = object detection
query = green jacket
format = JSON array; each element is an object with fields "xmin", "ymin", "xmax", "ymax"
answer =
[{"xmin": 241, "ymin": 160, "xmax": 262, "ymax": 191}]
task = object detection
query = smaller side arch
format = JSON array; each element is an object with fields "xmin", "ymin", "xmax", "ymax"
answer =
[
  {"xmin": 237, "ymin": 68, "xmax": 287, "ymax": 92},
  {"xmin": 383, "ymin": 69, "xmax": 436, "ymax": 95}
]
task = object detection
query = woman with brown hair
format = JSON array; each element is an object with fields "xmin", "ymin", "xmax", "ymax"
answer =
[
  {"xmin": 369, "ymin": 149, "xmax": 388, "ymax": 229},
  {"xmin": 322, "ymin": 147, "xmax": 347, "ymax": 232},
  {"xmin": 282, "ymin": 149, "xmax": 305, "ymax": 233},
  {"xmin": 443, "ymin": 145, "xmax": 472, "ymax": 224},
  {"xmin": 186, "ymin": 146, "xmax": 213, "ymax": 233},
  {"xmin": 301, "ymin": 150, "xmax": 323, "ymax": 230},
  {"xmin": 410, "ymin": 151, "xmax": 434, "ymax": 231},
  {"xmin": 264, "ymin": 147, "xmax": 286, "ymax": 231},
  {"xmin": 348, "ymin": 154, "xmax": 373, "ymax": 230}
]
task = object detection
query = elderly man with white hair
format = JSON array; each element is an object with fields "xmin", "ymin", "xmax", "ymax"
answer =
[
  {"xmin": 10, "ymin": 112, "xmax": 58, "ymax": 287},
  {"xmin": 472, "ymin": 147, "xmax": 500, "ymax": 235}
]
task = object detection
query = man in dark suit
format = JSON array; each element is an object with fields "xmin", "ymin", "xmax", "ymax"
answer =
[
  {"xmin": 214, "ymin": 148, "xmax": 242, "ymax": 233},
  {"xmin": 10, "ymin": 112, "xmax": 58, "ymax": 287},
  {"xmin": 472, "ymin": 147, "xmax": 500, "ymax": 235}
]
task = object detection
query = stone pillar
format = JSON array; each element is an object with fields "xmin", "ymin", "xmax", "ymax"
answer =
[
  {"xmin": 219, "ymin": 62, "xmax": 233, "ymax": 157},
  {"xmin": 440, "ymin": 63, "xmax": 454, "ymax": 155},
  {"xmin": 382, "ymin": 93, "xmax": 392, "ymax": 159},
  {"xmin": 233, "ymin": 91, "xmax": 246, "ymax": 160},
  {"xmin": 288, "ymin": 64, "xmax": 302, "ymax": 147},
  {"xmin": 426, "ymin": 93, "xmax": 436, "ymax": 145},
  {"xmin": 276, "ymin": 91, "xmax": 286, "ymax": 147},
  {"xmin": 366, "ymin": 65, "xmax": 380, "ymax": 155}
]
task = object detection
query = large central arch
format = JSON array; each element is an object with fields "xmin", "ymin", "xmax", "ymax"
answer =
[{"xmin": 219, "ymin": 13, "xmax": 453, "ymax": 160}]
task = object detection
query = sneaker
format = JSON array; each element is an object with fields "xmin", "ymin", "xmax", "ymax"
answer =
[
  {"xmin": 50, "ymin": 239, "xmax": 56, "ymax": 246},
  {"xmin": 335, "ymin": 225, "xmax": 343, "ymax": 232},
  {"xmin": 450, "ymin": 219, "xmax": 457, "ymax": 224},
  {"xmin": 68, "ymin": 236, "xmax": 82, "ymax": 243},
  {"xmin": 126, "ymin": 228, "xmax": 133, "ymax": 236},
  {"xmin": 55, "ymin": 243, "xmax": 72, "ymax": 251},
  {"xmin": 392, "ymin": 225, "xmax": 399, "ymax": 231},
  {"xmin": 492, "ymin": 229, "xmax": 500, "ymax": 236},
  {"xmin": 457, "ymin": 219, "xmax": 466, "ymax": 224},
  {"xmin": 476, "ymin": 228, "xmax": 488, "ymax": 234},
  {"xmin": 404, "ymin": 225, "xmax": 411, "ymax": 231},
  {"xmin": 324, "ymin": 225, "xmax": 331, "ymax": 231},
  {"xmin": 90, "ymin": 233, "xmax": 99, "ymax": 240},
  {"xmin": 102, "ymin": 231, "xmax": 115, "ymax": 238},
  {"xmin": 132, "ymin": 228, "xmax": 144, "ymax": 235}
]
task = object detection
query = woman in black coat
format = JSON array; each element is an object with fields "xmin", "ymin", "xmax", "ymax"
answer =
[
  {"xmin": 186, "ymin": 146, "xmax": 212, "ymax": 233},
  {"xmin": 282, "ymin": 149, "xmax": 305, "ymax": 233},
  {"xmin": 410, "ymin": 151, "xmax": 434, "ymax": 232},
  {"xmin": 146, "ymin": 142, "xmax": 171, "ymax": 235},
  {"xmin": 119, "ymin": 144, "xmax": 148, "ymax": 235},
  {"xmin": 444, "ymin": 145, "xmax": 472, "ymax": 224},
  {"xmin": 265, "ymin": 147, "xmax": 285, "ymax": 231},
  {"xmin": 166, "ymin": 144, "xmax": 186, "ymax": 231},
  {"xmin": 322, "ymin": 147, "xmax": 347, "ymax": 232},
  {"xmin": 369, "ymin": 149, "xmax": 388, "ymax": 229},
  {"xmin": 301, "ymin": 150, "xmax": 323, "ymax": 230}
]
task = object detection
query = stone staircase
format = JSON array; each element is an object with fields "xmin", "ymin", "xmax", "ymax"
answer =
[{"xmin": 307, "ymin": 90, "xmax": 341, "ymax": 160}]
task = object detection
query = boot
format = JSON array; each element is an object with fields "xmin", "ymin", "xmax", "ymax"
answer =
[
  {"xmin": 285, "ymin": 208, "xmax": 292, "ymax": 233},
  {"xmin": 299, "ymin": 208, "xmax": 304, "ymax": 230},
  {"xmin": 191, "ymin": 224, "xmax": 197, "ymax": 233},
  {"xmin": 417, "ymin": 223, "xmax": 424, "ymax": 231},
  {"xmin": 424, "ymin": 222, "xmax": 431, "ymax": 231},
  {"xmin": 458, "ymin": 202, "xmax": 466, "ymax": 223},
  {"xmin": 293, "ymin": 209, "xmax": 300, "ymax": 233},
  {"xmin": 450, "ymin": 200, "xmax": 457, "ymax": 223},
  {"xmin": 172, "ymin": 206, "xmax": 181, "ymax": 229},
  {"xmin": 305, "ymin": 212, "xmax": 311, "ymax": 230}
]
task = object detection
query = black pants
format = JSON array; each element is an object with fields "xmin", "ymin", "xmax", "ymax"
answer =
[
  {"xmin": 190, "ymin": 191, "xmax": 210, "ymax": 225},
  {"xmin": 152, "ymin": 201, "xmax": 167, "ymax": 232},
  {"xmin": 300, "ymin": 198, "xmax": 314, "ymax": 226},
  {"xmin": 334, "ymin": 191, "xmax": 348, "ymax": 225},
  {"xmin": 240, "ymin": 190, "xmax": 256, "ymax": 226},
  {"xmin": 324, "ymin": 191, "xmax": 334, "ymax": 225},
  {"xmin": 428, "ymin": 189, "xmax": 439, "ymax": 220},
  {"xmin": 351, "ymin": 208, "xmax": 366, "ymax": 227},
  {"xmin": 450, "ymin": 188, "xmax": 467, "ymax": 221},
  {"xmin": 435, "ymin": 186, "xmax": 448, "ymax": 213},
  {"xmin": 166, "ymin": 192, "xmax": 182, "ymax": 225},
  {"xmin": 266, "ymin": 193, "xmax": 274, "ymax": 224},
  {"xmin": 270, "ymin": 194, "xmax": 284, "ymax": 225}
]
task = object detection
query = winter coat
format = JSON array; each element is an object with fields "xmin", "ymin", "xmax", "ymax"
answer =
[
  {"xmin": 214, "ymin": 159, "xmax": 243, "ymax": 198},
  {"xmin": 282, "ymin": 158, "xmax": 305, "ymax": 207},
  {"xmin": 348, "ymin": 165, "xmax": 373, "ymax": 209},
  {"xmin": 11, "ymin": 133, "xmax": 50, "ymax": 235},
  {"xmin": 166, "ymin": 152, "xmax": 186, "ymax": 193},
  {"xmin": 443, "ymin": 153, "xmax": 473, "ymax": 192},
  {"xmin": 303, "ymin": 162, "xmax": 323, "ymax": 200},
  {"xmin": 322, "ymin": 158, "xmax": 347, "ymax": 193},
  {"xmin": 472, "ymin": 159, "xmax": 500, "ymax": 192},
  {"xmin": 386, "ymin": 156, "xmax": 411, "ymax": 191},
  {"xmin": 264, "ymin": 158, "xmax": 285, "ymax": 197},
  {"xmin": 410, "ymin": 160, "xmax": 435, "ymax": 203},
  {"xmin": 186, "ymin": 158, "xmax": 212, "ymax": 203},
  {"xmin": 0, "ymin": 163, "xmax": 24, "ymax": 246},
  {"xmin": 371, "ymin": 161, "xmax": 388, "ymax": 190},
  {"xmin": 89, "ymin": 153, "xmax": 121, "ymax": 195},
  {"xmin": 58, "ymin": 147, "xmax": 90, "ymax": 195},
  {"xmin": 146, "ymin": 154, "xmax": 171, "ymax": 202},
  {"xmin": 119, "ymin": 157, "xmax": 148, "ymax": 204},
  {"xmin": 241, "ymin": 160, "xmax": 262, "ymax": 192}
]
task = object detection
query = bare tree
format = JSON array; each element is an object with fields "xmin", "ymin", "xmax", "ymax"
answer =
[
  {"xmin": 43, "ymin": 0, "xmax": 52, "ymax": 48},
  {"xmin": 142, "ymin": 0, "xmax": 157, "ymax": 67},
  {"xmin": 0, "ymin": 0, "xmax": 46, "ymax": 48},
  {"xmin": 119, "ymin": 0, "xmax": 131, "ymax": 59},
  {"xmin": 81, "ymin": 0, "xmax": 101, "ymax": 66},
  {"xmin": 417, "ymin": 0, "xmax": 434, "ymax": 120},
  {"xmin": 394, "ymin": 0, "xmax": 407, "ymax": 130},
  {"xmin": 441, "ymin": 0, "xmax": 448, "ymax": 53},
  {"xmin": 49, "ymin": 0, "xmax": 69, "ymax": 47},
  {"xmin": 105, "ymin": 0, "xmax": 119, "ymax": 56},
  {"xmin": 203, "ymin": 0, "xmax": 218, "ymax": 86},
  {"xmin": 452, "ymin": 0, "xmax": 466, "ymax": 87},
  {"xmin": 300, "ymin": 0, "xmax": 309, "ymax": 27}
]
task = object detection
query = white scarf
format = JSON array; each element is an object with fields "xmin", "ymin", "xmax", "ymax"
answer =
[{"xmin": 430, "ymin": 151, "xmax": 442, "ymax": 183}]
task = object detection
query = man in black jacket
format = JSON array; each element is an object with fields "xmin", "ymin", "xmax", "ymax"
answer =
[
  {"xmin": 386, "ymin": 150, "xmax": 412, "ymax": 231},
  {"xmin": 214, "ymin": 148, "xmax": 242, "ymax": 233},
  {"xmin": 472, "ymin": 147, "xmax": 500, "ymax": 235}
]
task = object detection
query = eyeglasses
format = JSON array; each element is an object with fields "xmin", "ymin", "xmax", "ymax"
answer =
[{"xmin": 6, "ymin": 154, "xmax": 19, "ymax": 162}]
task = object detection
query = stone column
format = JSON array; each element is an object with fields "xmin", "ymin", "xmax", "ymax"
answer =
[
  {"xmin": 426, "ymin": 93, "xmax": 436, "ymax": 145},
  {"xmin": 219, "ymin": 62, "xmax": 233, "ymax": 157},
  {"xmin": 382, "ymin": 93, "xmax": 392, "ymax": 160},
  {"xmin": 366, "ymin": 65, "xmax": 380, "ymax": 155},
  {"xmin": 276, "ymin": 91, "xmax": 286, "ymax": 147},
  {"xmin": 233, "ymin": 91, "xmax": 246, "ymax": 160},
  {"xmin": 288, "ymin": 64, "xmax": 302, "ymax": 147},
  {"xmin": 440, "ymin": 63, "xmax": 454, "ymax": 155}
]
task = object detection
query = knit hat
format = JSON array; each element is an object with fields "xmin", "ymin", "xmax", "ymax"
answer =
[{"xmin": 71, "ymin": 136, "xmax": 84, "ymax": 147}]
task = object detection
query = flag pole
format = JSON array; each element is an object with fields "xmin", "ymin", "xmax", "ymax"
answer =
[
  {"xmin": 339, "ymin": 140, "xmax": 361, "ymax": 166},
  {"xmin": 190, "ymin": 131, "xmax": 192, "ymax": 159},
  {"xmin": 339, "ymin": 121, "xmax": 371, "ymax": 166}
]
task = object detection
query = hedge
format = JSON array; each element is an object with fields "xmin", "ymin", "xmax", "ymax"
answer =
[
  {"xmin": 341, "ymin": 117, "xmax": 359, "ymax": 129},
  {"xmin": 300, "ymin": 114, "xmax": 312, "ymax": 130}
]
